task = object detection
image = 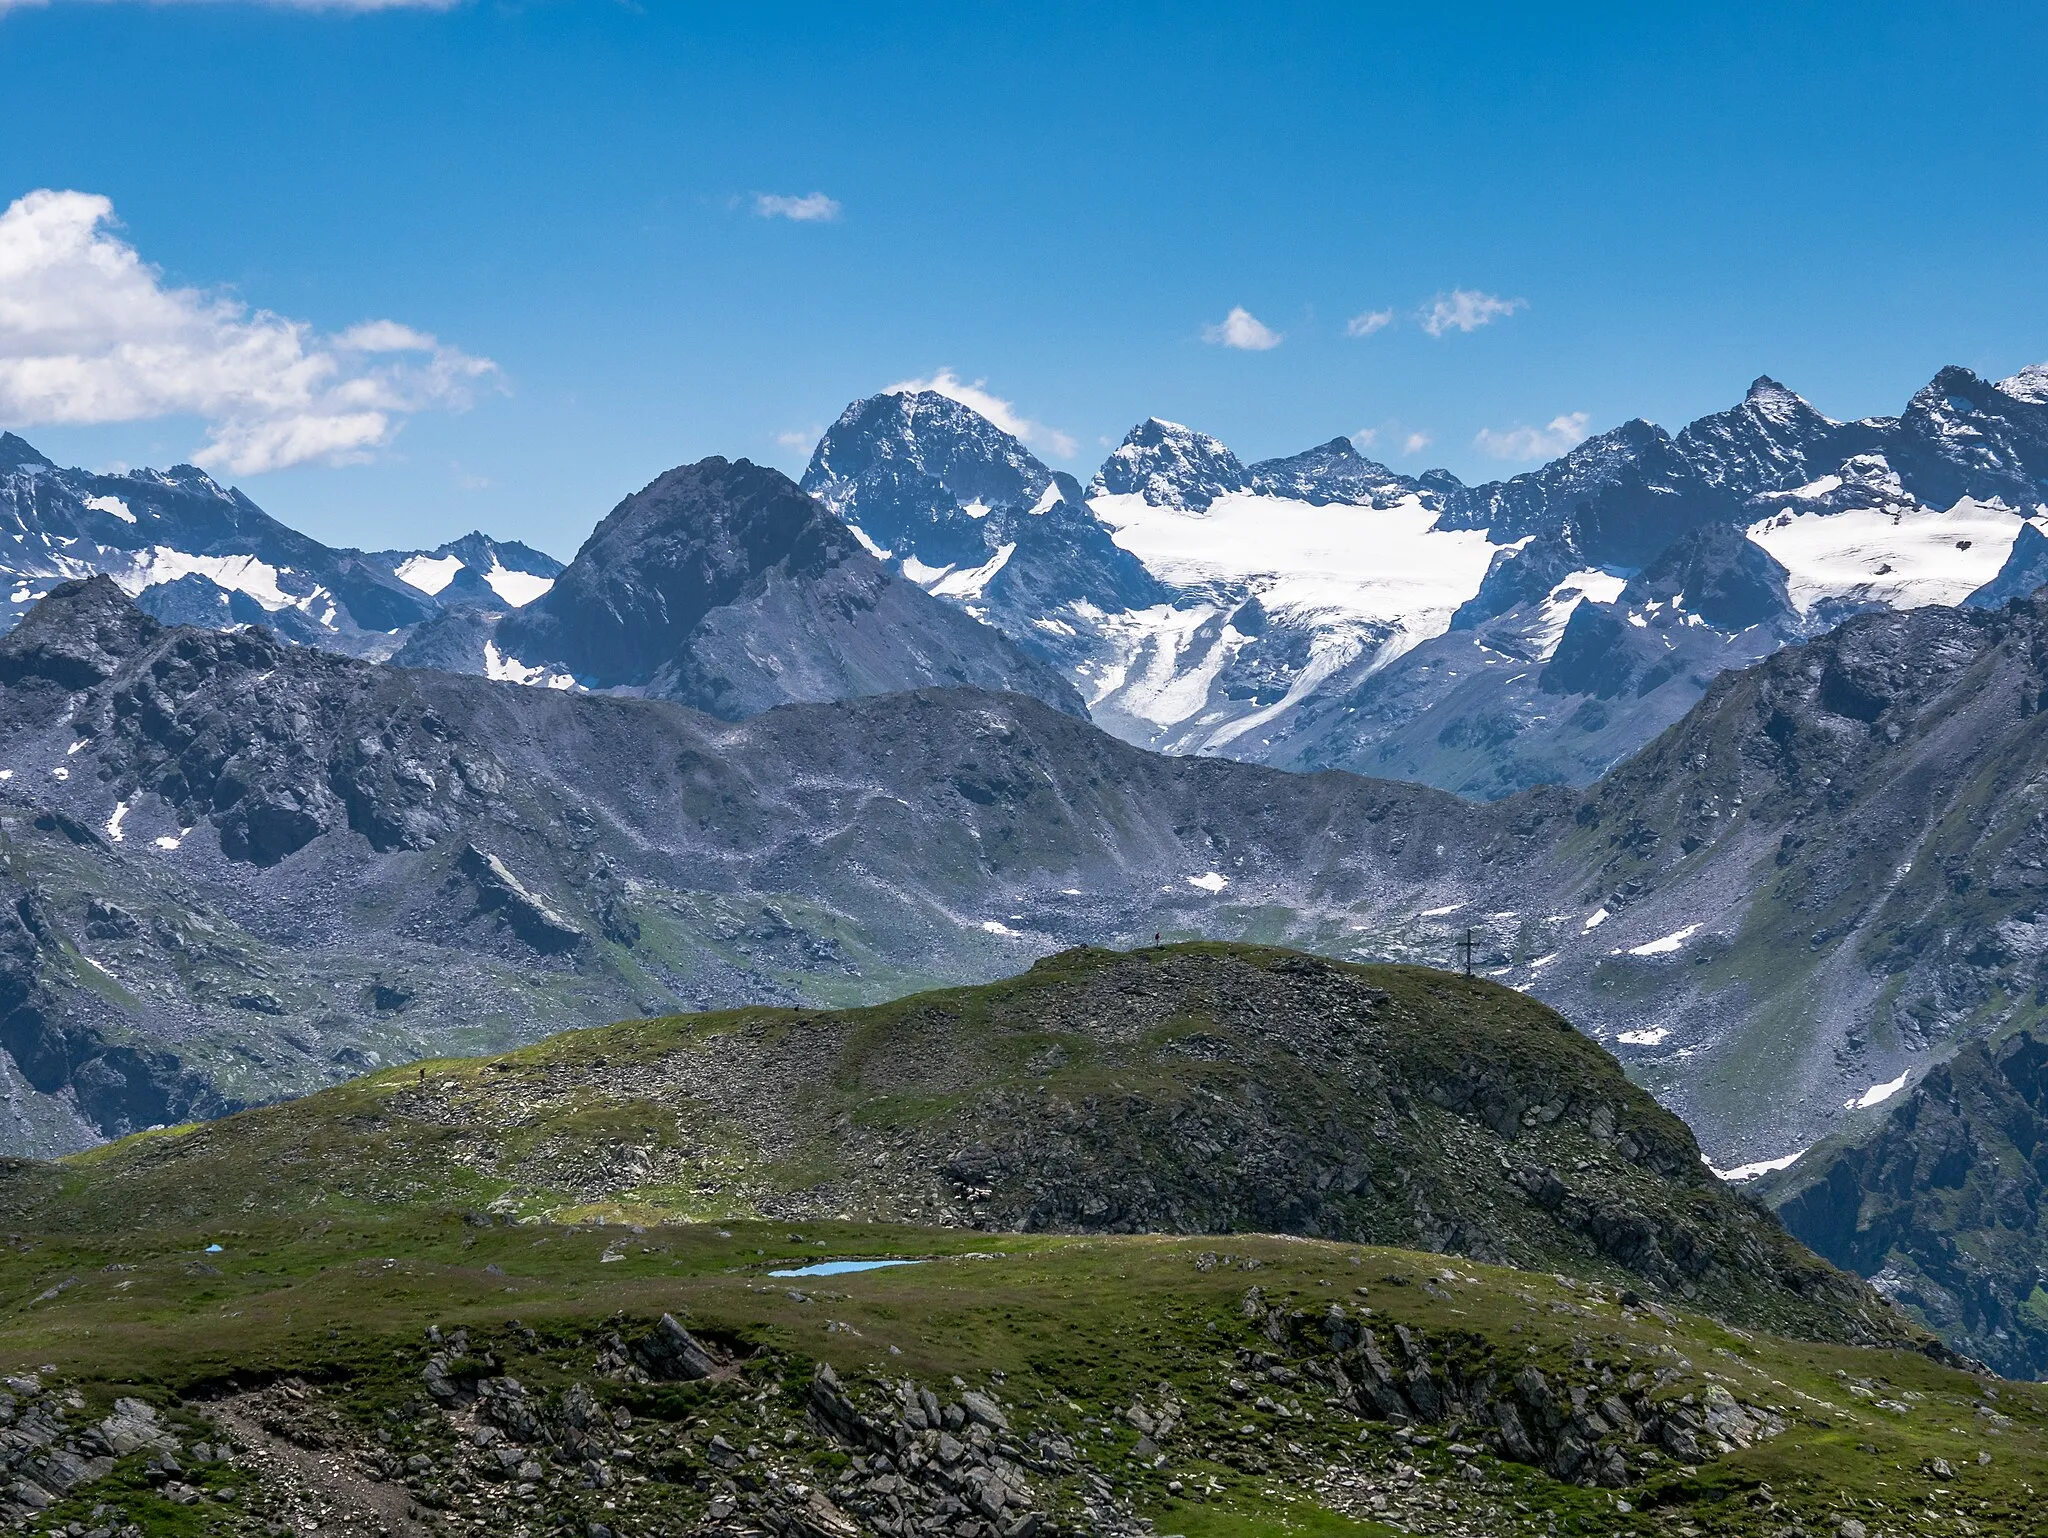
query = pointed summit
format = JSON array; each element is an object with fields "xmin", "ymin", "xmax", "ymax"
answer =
[
  {"xmin": 801, "ymin": 389, "xmax": 1053, "ymax": 566},
  {"xmin": 1247, "ymin": 436, "xmax": 1425, "ymax": 507},
  {"xmin": 0, "ymin": 433, "xmax": 54, "ymax": 472},
  {"xmin": 1089, "ymin": 418, "xmax": 1247, "ymax": 511},
  {"xmin": 1998, "ymin": 362, "xmax": 2048, "ymax": 406},
  {"xmin": 0, "ymin": 576, "xmax": 161, "ymax": 689}
]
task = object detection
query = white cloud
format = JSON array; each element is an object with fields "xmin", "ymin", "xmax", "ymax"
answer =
[
  {"xmin": 0, "ymin": 188, "xmax": 495, "ymax": 475},
  {"xmin": 752, "ymin": 192, "xmax": 842, "ymax": 223},
  {"xmin": 1418, "ymin": 288, "xmax": 1526, "ymax": 337},
  {"xmin": 1201, "ymin": 306, "xmax": 1282, "ymax": 351},
  {"xmin": 1345, "ymin": 308, "xmax": 1393, "ymax": 338},
  {"xmin": 1351, "ymin": 427, "xmax": 1378, "ymax": 448},
  {"xmin": 0, "ymin": 0, "xmax": 453, "ymax": 11},
  {"xmin": 1402, "ymin": 432, "xmax": 1432, "ymax": 455},
  {"xmin": 883, "ymin": 368, "xmax": 1076, "ymax": 458},
  {"xmin": 775, "ymin": 426, "xmax": 822, "ymax": 452},
  {"xmin": 1474, "ymin": 412, "xmax": 1591, "ymax": 461}
]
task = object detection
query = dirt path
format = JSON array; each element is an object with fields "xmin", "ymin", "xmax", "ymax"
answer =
[{"xmin": 206, "ymin": 1391, "xmax": 433, "ymax": 1538}]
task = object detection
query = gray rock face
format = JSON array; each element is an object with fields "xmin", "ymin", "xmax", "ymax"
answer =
[
  {"xmin": 1765, "ymin": 1030, "xmax": 2048, "ymax": 1376},
  {"xmin": 1088, "ymin": 418, "xmax": 1248, "ymax": 511},
  {"xmin": 1247, "ymin": 437, "xmax": 1422, "ymax": 509},
  {"xmin": 492, "ymin": 456, "xmax": 1085, "ymax": 719}
]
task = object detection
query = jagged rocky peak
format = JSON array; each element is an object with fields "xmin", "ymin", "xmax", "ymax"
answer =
[
  {"xmin": 1998, "ymin": 361, "xmax": 2048, "ymax": 404},
  {"xmin": 799, "ymin": 389, "xmax": 1058, "ymax": 568},
  {"xmin": 0, "ymin": 433, "xmax": 54, "ymax": 473},
  {"xmin": 0, "ymin": 574, "xmax": 162, "ymax": 689},
  {"xmin": 498, "ymin": 456, "xmax": 863, "ymax": 685},
  {"xmin": 1671, "ymin": 376, "xmax": 1845, "ymax": 496},
  {"xmin": 1620, "ymin": 522, "xmax": 1795, "ymax": 633},
  {"xmin": 804, "ymin": 389, "xmax": 1053, "ymax": 517},
  {"xmin": 1089, "ymin": 417, "xmax": 1248, "ymax": 511},
  {"xmin": 379, "ymin": 528, "xmax": 563, "ymax": 610},
  {"xmin": 490, "ymin": 454, "xmax": 1086, "ymax": 719},
  {"xmin": 1246, "ymin": 436, "xmax": 1426, "ymax": 508},
  {"xmin": 1434, "ymin": 416, "xmax": 1671, "ymax": 539}
]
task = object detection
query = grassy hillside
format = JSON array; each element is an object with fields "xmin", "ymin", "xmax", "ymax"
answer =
[
  {"xmin": 0, "ymin": 944, "xmax": 2000, "ymax": 1537},
  {"xmin": 1, "ymin": 945, "xmax": 1910, "ymax": 1352},
  {"xmin": 0, "ymin": 1217, "xmax": 2034, "ymax": 1538}
]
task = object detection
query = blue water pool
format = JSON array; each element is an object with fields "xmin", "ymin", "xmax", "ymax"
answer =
[{"xmin": 768, "ymin": 1259, "xmax": 924, "ymax": 1277}]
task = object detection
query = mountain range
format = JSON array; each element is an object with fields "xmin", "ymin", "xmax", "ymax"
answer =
[
  {"xmin": 804, "ymin": 366, "xmax": 2048, "ymax": 797},
  {"xmin": 6, "ymin": 363, "xmax": 2048, "ymax": 1374}
]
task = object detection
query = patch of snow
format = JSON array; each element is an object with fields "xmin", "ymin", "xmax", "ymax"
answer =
[
  {"xmin": 84, "ymin": 494, "xmax": 136, "ymax": 524},
  {"xmin": 394, "ymin": 553, "xmax": 465, "ymax": 595},
  {"xmin": 1420, "ymin": 903, "xmax": 1464, "ymax": 917},
  {"xmin": 1785, "ymin": 474, "xmax": 1843, "ymax": 499},
  {"xmin": 847, "ymin": 524, "xmax": 891, "ymax": 560},
  {"xmin": 1846, "ymin": 1070, "xmax": 1912, "ymax": 1112},
  {"xmin": 1027, "ymin": 483, "xmax": 1061, "ymax": 515},
  {"xmin": 900, "ymin": 554, "xmax": 947, "ymax": 586},
  {"xmin": 1710, "ymin": 1147, "xmax": 1811, "ymax": 1183},
  {"xmin": 1185, "ymin": 871, "xmax": 1230, "ymax": 893},
  {"xmin": 482, "ymin": 641, "xmax": 577, "ymax": 690},
  {"xmin": 1627, "ymin": 923, "xmax": 1700, "ymax": 957},
  {"xmin": 66, "ymin": 739, "xmax": 86, "ymax": 755},
  {"xmin": 961, "ymin": 500, "xmax": 991, "ymax": 520},
  {"xmin": 117, "ymin": 547, "xmax": 293, "ymax": 610},
  {"xmin": 927, "ymin": 543, "xmax": 1016, "ymax": 601},
  {"xmin": 154, "ymin": 835, "xmax": 181, "ymax": 850},
  {"xmin": 1525, "ymin": 952, "xmax": 1559, "ymax": 972},
  {"xmin": 1998, "ymin": 362, "xmax": 2048, "ymax": 404},
  {"xmin": 1532, "ymin": 568, "xmax": 1630, "ymax": 658},
  {"xmin": 1582, "ymin": 908, "xmax": 1610, "ymax": 930},
  {"xmin": 0, "ymin": 770, "xmax": 12, "ymax": 781},
  {"xmin": 50, "ymin": 767, "xmax": 67, "ymax": 781},
  {"xmin": 979, "ymin": 919, "xmax": 1021, "ymax": 937},
  {"xmin": 105, "ymin": 799, "xmax": 131, "ymax": 842},
  {"xmin": 1747, "ymin": 496, "xmax": 2024, "ymax": 614},
  {"xmin": 1090, "ymin": 489, "xmax": 1498, "ymax": 642},
  {"xmin": 1617, "ymin": 1027, "xmax": 1670, "ymax": 1046},
  {"xmin": 1083, "ymin": 602, "xmax": 1243, "ymax": 725},
  {"xmin": 483, "ymin": 564, "xmax": 553, "ymax": 607}
]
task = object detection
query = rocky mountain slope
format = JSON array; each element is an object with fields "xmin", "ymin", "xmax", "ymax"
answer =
[
  {"xmin": 0, "ymin": 432, "xmax": 558, "ymax": 657},
  {"xmin": 0, "ymin": 575, "xmax": 1535, "ymax": 1155},
  {"xmin": 18, "ymin": 568, "xmax": 2048, "ymax": 1182},
  {"xmin": 1759, "ymin": 1029, "xmax": 2048, "ymax": 1378},
  {"xmin": 806, "ymin": 368, "xmax": 2048, "ymax": 799},
  {"xmin": 408, "ymin": 455, "xmax": 1085, "ymax": 720}
]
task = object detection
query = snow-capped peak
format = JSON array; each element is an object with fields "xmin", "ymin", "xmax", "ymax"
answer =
[
  {"xmin": 1996, "ymin": 362, "xmax": 2048, "ymax": 405},
  {"xmin": 1088, "ymin": 417, "xmax": 1248, "ymax": 512}
]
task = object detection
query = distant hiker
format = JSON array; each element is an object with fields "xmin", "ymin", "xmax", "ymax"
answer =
[{"xmin": 1154, "ymin": 932, "xmax": 1161, "ymax": 945}]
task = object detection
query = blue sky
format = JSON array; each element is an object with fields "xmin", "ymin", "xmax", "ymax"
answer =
[{"xmin": 1, "ymin": 1, "xmax": 2046, "ymax": 559}]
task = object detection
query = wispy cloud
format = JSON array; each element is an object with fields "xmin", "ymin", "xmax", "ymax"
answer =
[
  {"xmin": 1201, "ymin": 306, "xmax": 1283, "ymax": 351},
  {"xmin": 884, "ymin": 369, "xmax": 1076, "ymax": 458},
  {"xmin": 1419, "ymin": 288, "xmax": 1526, "ymax": 337},
  {"xmin": 1401, "ymin": 431, "xmax": 1432, "ymax": 455},
  {"xmin": 775, "ymin": 426, "xmax": 822, "ymax": 452},
  {"xmin": 1345, "ymin": 308, "xmax": 1393, "ymax": 338},
  {"xmin": 0, "ymin": 0, "xmax": 454, "ymax": 11},
  {"xmin": 752, "ymin": 192, "xmax": 842, "ymax": 223},
  {"xmin": 1474, "ymin": 412, "xmax": 1590, "ymax": 461},
  {"xmin": 0, "ymin": 188, "xmax": 495, "ymax": 475}
]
